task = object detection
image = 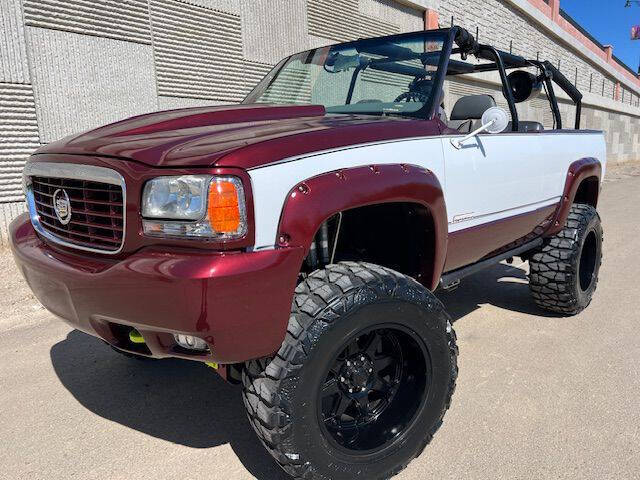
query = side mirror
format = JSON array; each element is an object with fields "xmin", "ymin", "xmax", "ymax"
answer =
[
  {"xmin": 451, "ymin": 107, "xmax": 508, "ymax": 149},
  {"xmin": 506, "ymin": 70, "xmax": 543, "ymax": 103},
  {"xmin": 481, "ymin": 107, "xmax": 509, "ymax": 134}
]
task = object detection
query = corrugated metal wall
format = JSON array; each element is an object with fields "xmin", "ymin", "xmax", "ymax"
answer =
[
  {"xmin": 0, "ymin": 83, "xmax": 39, "ymax": 202},
  {"xmin": 151, "ymin": 0, "xmax": 246, "ymax": 102},
  {"xmin": 1, "ymin": 0, "xmax": 30, "ymax": 83},
  {"xmin": 27, "ymin": 27, "xmax": 157, "ymax": 143},
  {"xmin": 23, "ymin": 0, "xmax": 152, "ymax": 44}
]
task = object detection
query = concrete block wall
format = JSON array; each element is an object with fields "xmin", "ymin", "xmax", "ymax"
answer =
[{"xmin": 0, "ymin": 0, "xmax": 639, "ymax": 245}]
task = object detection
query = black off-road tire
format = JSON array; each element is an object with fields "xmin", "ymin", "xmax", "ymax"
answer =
[
  {"xmin": 242, "ymin": 262, "xmax": 458, "ymax": 480},
  {"xmin": 529, "ymin": 204, "xmax": 603, "ymax": 315}
]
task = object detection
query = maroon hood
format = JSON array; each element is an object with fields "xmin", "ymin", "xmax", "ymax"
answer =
[{"xmin": 36, "ymin": 104, "xmax": 442, "ymax": 169}]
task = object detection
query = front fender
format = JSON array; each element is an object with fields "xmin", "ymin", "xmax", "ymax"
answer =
[{"xmin": 276, "ymin": 164, "xmax": 448, "ymax": 290}]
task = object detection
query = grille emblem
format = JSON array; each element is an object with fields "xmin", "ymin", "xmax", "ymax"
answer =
[{"xmin": 52, "ymin": 188, "xmax": 72, "ymax": 225}]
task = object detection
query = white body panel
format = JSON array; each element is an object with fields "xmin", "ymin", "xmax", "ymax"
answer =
[
  {"xmin": 249, "ymin": 138, "xmax": 445, "ymax": 249},
  {"xmin": 442, "ymin": 132, "xmax": 607, "ymax": 232},
  {"xmin": 248, "ymin": 131, "xmax": 606, "ymax": 251}
]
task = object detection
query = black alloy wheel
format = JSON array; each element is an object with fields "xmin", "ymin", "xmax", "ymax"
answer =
[{"xmin": 319, "ymin": 326, "xmax": 430, "ymax": 453}]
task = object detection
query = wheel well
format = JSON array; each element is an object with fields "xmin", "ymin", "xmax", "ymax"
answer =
[
  {"xmin": 574, "ymin": 176, "xmax": 599, "ymax": 207},
  {"xmin": 301, "ymin": 202, "xmax": 436, "ymax": 286}
]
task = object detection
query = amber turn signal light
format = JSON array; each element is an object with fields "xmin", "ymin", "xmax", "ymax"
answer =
[{"xmin": 208, "ymin": 178, "xmax": 242, "ymax": 233}]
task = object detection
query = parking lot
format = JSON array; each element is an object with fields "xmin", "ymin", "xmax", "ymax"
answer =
[{"xmin": 0, "ymin": 169, "xmax": 639, "ymax": 480}]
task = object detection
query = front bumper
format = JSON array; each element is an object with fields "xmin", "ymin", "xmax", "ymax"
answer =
[{"xmin": 9, "ymin": 213, "xmax": 304, "ymax": 364}]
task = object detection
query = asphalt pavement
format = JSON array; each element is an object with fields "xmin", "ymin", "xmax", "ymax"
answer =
[{"xmin": 0, "ymin": 174, "xmax": 638, "ymax": 480}]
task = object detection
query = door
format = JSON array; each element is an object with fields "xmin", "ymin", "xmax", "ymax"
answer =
[{"xmin": 441, "ymin": 132, "xmax": 565, "ymax": 271}]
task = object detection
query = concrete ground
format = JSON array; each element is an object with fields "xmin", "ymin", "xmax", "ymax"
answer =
[{"xmin": 0, "ymin": 171, "xmax": 639, "ymax": 480}]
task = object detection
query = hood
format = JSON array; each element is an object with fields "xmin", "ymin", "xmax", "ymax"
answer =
[{"xmin": 36, "ymin": 104, "xmax": 441, "ymax": 169}]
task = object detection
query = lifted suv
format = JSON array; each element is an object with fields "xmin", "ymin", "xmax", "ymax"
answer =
[{"xmin": 10, "ymin": 27, "xmax": 605, "ymax": 479}]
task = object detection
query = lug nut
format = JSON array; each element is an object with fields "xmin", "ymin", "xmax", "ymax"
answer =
[
  {"xmin": 360, "ymin": 356, "xmax": 365, "ymax": 361},
  {"xmin": 347, "ymin": 361, "xmax": 351, "ymax": 366},
  {"xmin": 349, "ymin": 388, "xmax": 353, "ymax": 393},
  {"xmin": 340, "ymin": 376, "xmax": 345, "ymax": 382}
]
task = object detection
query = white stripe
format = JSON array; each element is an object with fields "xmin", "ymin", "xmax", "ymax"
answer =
[{"xmin": 447, "ymin": 196, "xmax": 561, "ymax": 233}]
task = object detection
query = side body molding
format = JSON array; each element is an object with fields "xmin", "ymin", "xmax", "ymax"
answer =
[
  {"xmin": 545, "ymin": 157, "xmax": 602, "ymax": 237},
  {"xmin": 276, "ymin": 164, "xmax": 448, "ymax": 291}
]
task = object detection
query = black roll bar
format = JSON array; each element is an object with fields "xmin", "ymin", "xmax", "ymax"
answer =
[
  {"xmin": 527, "ymin": 60, "xmax": 562, "ymax": 129},
  {"xmin": 453, "ymin": 27, "xmax": 584, "ymax": 130},
  {"xmin": 477, "ymin": 45, "xmax": 520, "ymax": 132},
  {"xmin": 542, "ymin": 61, "xmax": 583, "ymax": 129}
]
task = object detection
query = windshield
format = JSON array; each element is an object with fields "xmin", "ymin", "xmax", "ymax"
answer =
[{"xmin": 243, "ymin": 31, "xmax": 449, "ymax": 118}]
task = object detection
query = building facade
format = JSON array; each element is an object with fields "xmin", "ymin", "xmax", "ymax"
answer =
[{"xmin": 1, "ymin": 0, "xmax": 639, "ymax": 245}]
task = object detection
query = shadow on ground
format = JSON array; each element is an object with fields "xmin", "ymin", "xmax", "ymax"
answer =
[
  {"xmin": 437, "ymin": 261, "xmax": 557, "ymax": 322},
  {"xmin": 50, "ymin": 333, "xmax": 290, "ymax": 480},
  {"xmin": 49, "ymin": 261, "xmax": 552, "ymax": 480}
]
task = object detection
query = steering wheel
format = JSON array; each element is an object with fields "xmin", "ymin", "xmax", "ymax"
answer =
[{"xmin": 393, "ymin": 91, "xmax": 429, "ymax": 103}]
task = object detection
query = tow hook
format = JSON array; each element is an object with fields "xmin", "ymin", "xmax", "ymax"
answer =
[{"xmin": 128, "ymin": 329, "xmax": 145, "ymax": 344}]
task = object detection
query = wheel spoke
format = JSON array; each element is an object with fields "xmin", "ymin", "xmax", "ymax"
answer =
[
  {"xmin": 363, "ymin": 332, "xmax": 382, "ymax": 357},
  {"xmin": 321, "ymin": 377, "xmax": 340, "ymax": 397},
  {"xmin": 355, "ymin": 394, "xmax": 371, "ymax": 418},
  {"xmin": 344, "ymin": 341, "xmax": 358, "ymax": 357},
  {"xmin": 371, "ymin": 374, "xmax": 393, "ymax": 392},
  {"xmin": 335, "ymin": 395, "xmax": 351, "ymax": 417},
  {"xmin": 324, "ymin": 394, "xmax": 352, "ymax": 424},
  {"xmin": 339, "ymin": 427, "xmax": 360, "ymax": 446},
  {"xmin": 374, "ymin": 354, "xmax": 395, "ymax": 372}
]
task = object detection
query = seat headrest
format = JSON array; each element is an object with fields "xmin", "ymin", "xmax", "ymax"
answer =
[
  {"xmin": 450, "ymin": 95, "xmax": 496, "ymax": 120},
  {"xmin": 506, "ymin": 121, "xmax": 544, "ymax": 132}
]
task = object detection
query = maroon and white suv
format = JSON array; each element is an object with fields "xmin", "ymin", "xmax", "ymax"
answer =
[{"xmin": 10, "ymin": 27, "xmax": 605, "ymax": 479}]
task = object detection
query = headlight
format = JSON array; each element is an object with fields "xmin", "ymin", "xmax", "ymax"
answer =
[{"xmin": 142, "ymin": 175, "xmax": 247, "ymax": 240}]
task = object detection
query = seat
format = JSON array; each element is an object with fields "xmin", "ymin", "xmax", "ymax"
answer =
[
  {"xmin": 448, "ymin": 95, "xmax": 497, "ymax": 133},
  {"xmin": 506, "ymin": 121, "xmax": 544, "ymax": 133}
]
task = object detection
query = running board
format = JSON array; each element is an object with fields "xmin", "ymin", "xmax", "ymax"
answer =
[{"xmin": 439, "ymin": 238, "xmax": 543, "ymax": 290}]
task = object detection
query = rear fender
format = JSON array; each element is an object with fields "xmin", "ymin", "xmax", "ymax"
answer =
[
  {"xmin": 276, "ymin": 164, "xmax": 448, "ymax": 290},
  {"xmin": 545, "ymin": 158, "xmax": 602, "ymax": 236}
]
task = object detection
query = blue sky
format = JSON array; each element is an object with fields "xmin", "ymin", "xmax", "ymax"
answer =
[{"xmin": 561, "ymin": 0, "xmax": 640, "ymax": 73}]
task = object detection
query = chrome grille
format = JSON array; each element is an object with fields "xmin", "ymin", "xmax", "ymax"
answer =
[{"xmin": 24, "ymin": 163, "xmax": 126, "ymax": 254}]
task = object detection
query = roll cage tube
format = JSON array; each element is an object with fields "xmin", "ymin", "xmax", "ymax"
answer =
[
  {"xmin": 477, "ymin": 44, "xmax": 520, "ymax": 132},
  {"xmin": 327, "ymin": 28, "xmax": 458, "ymax": 116},
  {"xmin": 542, "ymin": 61, "xmax": 583, "ymax": 129},
  {"xmin": 451, "ymin": 27, "xmax": 584, "ymax": 131},
  {"xmin": 446, "ymin": 28, "xmax": 519, "ymax": 132},
  {"xmin": 247, "ymin": 27, "xmax": 583, "ymax": 129},
  {"xmin": 422, "ymin": 27, "xmax": 457, "ymax": 120},
  {"xmin": 528, "ymin": 60, "xmax": 563, "ymax": 129},
  {"xmin": 346, "ymin": 27, "xmax": 459, "ymax": 119},
  {"xmin": 370, "ymin": 27, "xmax": 458, "ymax": 119}
]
